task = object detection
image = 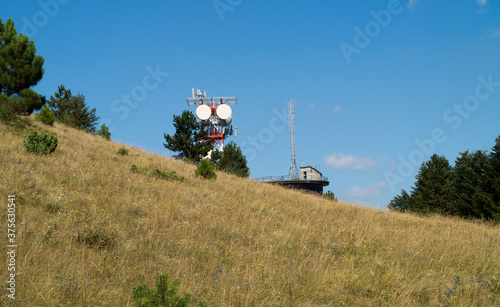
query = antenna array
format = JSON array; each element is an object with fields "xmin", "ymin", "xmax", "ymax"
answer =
[{"xmin": 186, "ymin": 88, "xmax": 237, "ymax": 150}]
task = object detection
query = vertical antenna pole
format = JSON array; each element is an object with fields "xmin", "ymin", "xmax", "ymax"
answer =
[{"xmin": 288, "ymin": 99, "xmax": 299, "ymax": 180}]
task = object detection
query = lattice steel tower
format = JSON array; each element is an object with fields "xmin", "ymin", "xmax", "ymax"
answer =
[{"xmin": 288, "ymin": 99, "xmax": 299, "ymax": 179}]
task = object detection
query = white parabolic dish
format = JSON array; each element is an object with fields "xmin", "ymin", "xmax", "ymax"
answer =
[
  {"xmin": 216, "ymin": 104, "xmax": 232, "ymax": 124},
  {"xmin": 196, "ymin": 105, "xmax": 211, "ymax": 121}
]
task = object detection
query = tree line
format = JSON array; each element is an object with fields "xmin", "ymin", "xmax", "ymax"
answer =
[{"xmin": 389, "ymin": 134, "xmax": 500, "ymax": 222}]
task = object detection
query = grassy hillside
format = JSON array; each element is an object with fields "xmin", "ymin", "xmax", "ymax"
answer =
[{"xmin": 1, "ymin": 117, "xmax": 499, "ymax": 306}]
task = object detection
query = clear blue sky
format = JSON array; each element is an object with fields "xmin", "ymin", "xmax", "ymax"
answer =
[{"xmin": 4, "ymin": 0, "xmax": 500, "ymax": 208}]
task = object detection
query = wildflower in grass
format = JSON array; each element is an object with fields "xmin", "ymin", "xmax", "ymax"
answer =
[
  {"xmin": 454, "ymin": 275, "xmax": 461, "ymax": 285},
  {"xmin": 245, "ymin": 282, "xmax": 252, "ymax": 291},
  {"xmin": 445, "ymin": 287, "xmax": 453, "ymax": 299}
]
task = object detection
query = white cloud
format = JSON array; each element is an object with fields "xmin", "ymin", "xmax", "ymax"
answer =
[
  {"xmin": 346, "ymin": 181, "xmax": 388, "ymax": 197},
  {"xmin": 324, "ymin": 153, "xmax": 379, "ymax": 170},
  {"xmin": 477, "ymin": 0, "xmax": 487, "ymax": 7},
  {"xmin": 331, "ymin": 105, "xmax": 341, "ymax": 115},
  {"xmin": 407, "ymin": 0, "xmax": 419, "ymax": 10},
  {"xmin": 489, "ymin": 29, "xmax": 500, "ymax": 38},
  {"xmin": 308, "ymin": 103, "xmax": 315, "ymax": 109},
  {"xmin": 409, "ymin": 0, "xmax": 487, "ymax": 10}
]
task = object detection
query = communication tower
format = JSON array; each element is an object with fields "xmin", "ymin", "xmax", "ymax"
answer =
[
  {"xmin": 186, "ymin": 88, "xmax": 237, "ymax": 150},
  {"xmin": 288, "ymin": 99, "xmax": 299, "ymax": 179},
  {"xmin": 254, "ymin": 98, "xmax": 329, "ymax": 194}
]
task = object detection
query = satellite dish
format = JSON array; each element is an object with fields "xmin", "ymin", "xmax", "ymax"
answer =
[
  {"xmin": 216, "ymin": 104, "xmax": 232, "ymax": 125},
  {"xmin": 196, "ymin": 104, "xmax": 211, "ymax": 121}
]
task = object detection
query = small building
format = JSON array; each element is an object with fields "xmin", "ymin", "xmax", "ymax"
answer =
[
  {"xmin": 300, "ymin": 166, "xmax": 323, "ymax": 181},
  {"xmin": 255, "ymin": 166, "xmax": 329, "ymax": 194}
]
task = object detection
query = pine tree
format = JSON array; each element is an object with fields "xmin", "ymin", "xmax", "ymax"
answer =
[
  {"xmin": 195, "ymin": 159, "xmax": 217, "ymax": 179},
  {"xmin": 0, "ymin": 19, "xmax": 44, "ymax": 115},
  {"xmin": 48, "ymin": 85, "xmax": 99, "ymax": 132},
  {"xmin": 388, "ymin": 189, "xmax": 411, "ymax": 212},
  {"xmin": 210, "ymin": 141, "xmax": 250, "ymax": 177},
  {"xmin": 452, "ymin": 150, "xmax": 492, "ymax": 220},
  {"xmin": 96, "ymin": 124, "xmax": 111, "ymax": 140},
  {"xmin": 48, "ymin": 85, "xmax": 73, "ymax": 121},
  {"xmin": 163, "ymin": 110, "xmax": 213, "ymax": 162},
  {"xmin": 35, "ymin": 104, "xmax": 56, "ymax": 126},
  {"xmin": 68, "ymin": 93, "xmax": 99, "ymax": 132},
  {"xmin": 486, "ymin": 135, "xmax": 500, "ymax": 221},
  {"xmin": 410, "ymin": 154, "xmax": 454, "ymax": 214}
]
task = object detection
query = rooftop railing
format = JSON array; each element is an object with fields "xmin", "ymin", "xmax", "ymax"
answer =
[{"xmin": 254, "ymin": 174, "xmax": 328, "ymax": 182}]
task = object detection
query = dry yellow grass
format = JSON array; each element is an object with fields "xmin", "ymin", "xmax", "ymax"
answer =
[{"xmin": 0, "ymin": 117, "xmax": 499, "ymax": 306}]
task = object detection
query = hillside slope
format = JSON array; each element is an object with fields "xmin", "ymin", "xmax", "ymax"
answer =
[{"xmin": 0, "ymin": 117, "xmax": 499, "ymax": 306}]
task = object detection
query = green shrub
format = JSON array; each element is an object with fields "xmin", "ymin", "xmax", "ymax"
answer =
[
  {"xmin": 96, "ymin": 124, "xmax": 111, "ymax": 140},
  {"xmin": 150, "ymin": 168, "xmax": 185, "ymax": 182},
  {"xmin": 323, "ymin": 191, "xmax": 337, "ymax": 202},
  {"xmin": 195, "ymin": 159, "xmax": 217, "ymax": 179},
  {"xmin": 132, "ymin": 272, "xmax": 192, "ymax": 307},
  {"xmin": 117, "ymin": 147, "xmax": 129, "ymax": 155},
  {"xmin": 130, "ymin": 164, "xmax": 185, "ymax": 182},
  {"xmin": 23, "ymin": 131, "xmax": 58, "ymax": 155},
  {"xmin": 75, "ymin": 222, "xmax": 118, "ymax": 250},
  {"xmin": 0, "ymin": 102, "xmax": 16, "ymax": 122},
  {"xmin": 35, "ymin": 104, "xmax": 56, "ymax": 126}
]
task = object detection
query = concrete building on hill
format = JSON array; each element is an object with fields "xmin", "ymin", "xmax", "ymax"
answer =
[
  {"xmin": 253, "ymin": 100, "xmax": 330, "ymax": 194},
  {"xmin": 255, "ymin": 166, "xmax": 329, "ymax": 194}
]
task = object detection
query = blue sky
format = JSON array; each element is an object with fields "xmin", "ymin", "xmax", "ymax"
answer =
[{"xmin": 3, "ymin": 0, "xmax": 500, "ymax": 208}]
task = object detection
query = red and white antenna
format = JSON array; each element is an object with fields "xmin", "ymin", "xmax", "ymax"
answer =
[{"xmin": 186, "ymin": 88, "xmax": 238, "ymax": 150}]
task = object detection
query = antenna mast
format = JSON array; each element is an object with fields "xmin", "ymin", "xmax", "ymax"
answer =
[
  {"xmin": 186, "ymin": 88, "xmax": 237, "ymax": 150},
  {"xmin": 288, "ymin": 99, "xmax": 299, "ymax": 179}
]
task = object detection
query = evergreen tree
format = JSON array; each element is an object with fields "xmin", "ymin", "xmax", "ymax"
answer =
[
  {"xmin": 96, "ymin": 124, "xmax": 111, "ymax": 140},
  {"xmin": 411, "ymin": 154, "xmax": 454, "ymax": 214},
  {"xmin": 68, "ymin": 93, "xmax": 99, "ymax": 132},
  {"xmin": 48, "ymin": 85, "xmax": 72, "ymax": 121},
  {"xmin": 48, "ymin": 85, "xmax": 99, "ymax": 132},
  {"xmin": 388, "ymin": 189, "xmax": 411, "ymax": 212},
  {"xmin": 210, "ymin": 141, "xmax": 250, "ymax": 177},
  {"xmin": 486, "ymin": 135, "xmax": 500, "ymax": 221},
  {"xmin": 163, "ymin": 110, "xmax": 213, "ymax": 162},
  {"xmin": 0, "ymin": 18, "xmax": 45, "ymax": 115},
  {"xmin": 452, "ymin": 150, "xmax": 492, "ymax": 219},
  {"xmin": 195, "ymin": 159, "xmax": 217, "ymax": 179},
  {"xmin": 35, "ymin": 104, "xmax": 56, "ymax": 126}
]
